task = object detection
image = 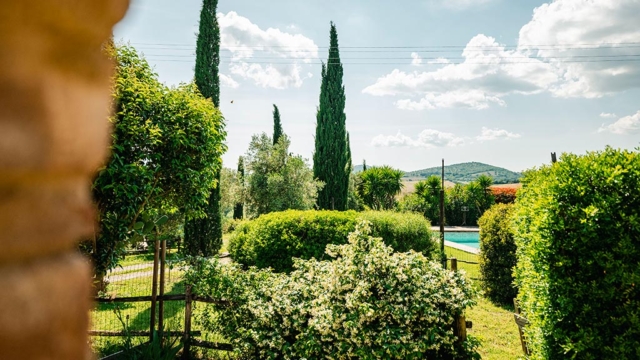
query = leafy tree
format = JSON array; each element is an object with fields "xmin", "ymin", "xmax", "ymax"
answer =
[
  {"xmin": 414, "ymin": 175, "xmax": 443, "ymax": 223},
  {"xmin": 475, "ymin": 174, "xmax": 494, "ymax": 212},
  {"xmin": 357, "ymin": 166, "xmax": 404, "ymax": 210},
  {"xmin": 220, "ymin": 167, "xmax": 243, "ymax": 219},
  {"xmin": 91, "ymin": 45, "xmax": 225, "ymax": 283},
  {"xmin": 272, "ymin": 104, "xmax": 283, "ymax": 145},
  {"xmin": 314, "ymin": 22, "xmax": 350, "ymax": 211},
  {"xmin": 184, "ymin": 0, "xmax": 224, "ymax": 257},
  {"xmin": 233, "ymin": 157, "xmax": 244, "ymax": 219},
  {"xmin": 245, "ymin": 134, "xmax": 323, "ymax": 218}
]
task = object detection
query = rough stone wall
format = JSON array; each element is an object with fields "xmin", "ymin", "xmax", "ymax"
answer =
[{"xmin": 0, "ymin": 1, "xmax": 129, "ymax": 358}]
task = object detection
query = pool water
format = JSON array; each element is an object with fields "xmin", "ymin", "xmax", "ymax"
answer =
[{"xmin": 444, "ymin": 232, "xmax": 480, "ymax": 249}]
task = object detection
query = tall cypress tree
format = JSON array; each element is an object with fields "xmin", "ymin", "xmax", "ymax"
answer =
[
  {"xmin": 233, "ymin": 156, "xmax": 244, "ymax": 220},
  {"xmin": 184, "ymin": 0, "xmax": 223, "ymax": 256},
  {"xmin": 313, "ymin": 22, "xmax": 350, "ymax": 211},
  {"xmin": 273, "ymin": 104, "xmax": 283, "ymax": 145}
]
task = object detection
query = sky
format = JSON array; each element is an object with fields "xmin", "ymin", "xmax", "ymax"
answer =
[{"xmin": 114, "ymin": 0, "xmax": 640, "ymax": 173}]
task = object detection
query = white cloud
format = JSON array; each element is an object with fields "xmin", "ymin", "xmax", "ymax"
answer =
[
  {"xmin": 218, "ymin": 12, "xmax": 318, "ymax": 88},
  {"xmin": 220, "ymin": 74, "xmax": 239, "ymax": 88},
  {"xmin": 598, "ymin": 111, "xmax": 640, "ymax": 135},
  {"xmin": 518, "ymin": 0, "xmax": 640, "ymax": 98},
  {"xmin": 372, "ymin": 129, "xmax": 464, "ymax": 148},
  {"xmin": 396, "ymin": 90, "xmax": 506, "ymax": 110},
  {"xmin": 428, "ymin": 57, "xmax": 450, "ymax": 65},
  {"xmin": 600, "ymin": 112, "xmax": 617, "ymax": 119},
  {"xmin": 364, "ymin": 0, "xmax": 640, "ymax": 109},
  {"xmin": 230, "ymin": 62, "xmax": 306, "ymax": 90},
  {"xmin": 363, "ymin": 34, "xmax": 556, "ymax": 109},
  {"xmin": 411, "ymin": 52, "xmax": 422, "ymax": 66},
  {"xmin": 476, "ymin": 127, "xmax": 521, "ymax": 141}
]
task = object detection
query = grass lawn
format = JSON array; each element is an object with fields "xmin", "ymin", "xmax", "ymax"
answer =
[{"xmin": 468, "ymin": 297, "xmax": 523, "ymax": 359}]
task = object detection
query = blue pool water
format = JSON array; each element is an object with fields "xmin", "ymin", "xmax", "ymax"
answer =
[{"xmin": 444, "ymin": 232, "xmax": 480, "ymax": 249}]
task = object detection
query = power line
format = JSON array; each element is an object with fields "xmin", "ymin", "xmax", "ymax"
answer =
[
  {"xmin": 141, "ymin": 54, "xmax": 640, "ymax": 60},
  {"xmin": 145, "ymin": 58, "xmax": 640, "ymax": 65}
]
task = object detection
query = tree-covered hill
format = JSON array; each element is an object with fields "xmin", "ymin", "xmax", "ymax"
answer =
[{"xmin": 404, "ymin": 162, "xmax": 521, "ymax": 184}]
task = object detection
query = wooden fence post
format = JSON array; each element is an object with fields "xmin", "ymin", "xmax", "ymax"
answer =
[
  {"xmin": 183, "ymin": 285, "xmax": 193, "ymax": 359},
  {"xmin": 158, "ymin": 239, "xmax": 167, "ymax": 343},
  {"xmin": 450, "ymin": 258, "xmax": 457, "ymax": 271},
  {"xmin": 150, "ymin": 238, "xmax": 160, "ymax": 343}
]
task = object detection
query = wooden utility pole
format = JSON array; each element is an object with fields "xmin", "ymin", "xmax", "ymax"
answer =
[{"xmin": 440, "ymin": 159, "xmax": 446, "ymax": 269}]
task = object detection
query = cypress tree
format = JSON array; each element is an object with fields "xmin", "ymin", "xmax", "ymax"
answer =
[
  {"xmin": 184, "ymin": 0, "xmax": 223, "ymax": 256},
  {"xmin": 233, "ymin": 157, "xmax": 244, "ymax": 219},
  {"xmin": 313, "ymin": 22, "xmax": 350, "ymax": 211},
  {"xmin": 363, "ymin": 159, "xmax": 367, "ymax": 171},
  {"xmin": 273, "ymin": 104, "xmax": 283, "ymax": 145}
]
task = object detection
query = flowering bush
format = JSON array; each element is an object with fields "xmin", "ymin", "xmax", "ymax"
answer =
[
  {"xmin": 187, "ymin": 221, "xmax": 479, "ymax": 359},
  {"xmin": 491, "ymin": 187, "xmax": 517, "ymax": 204}
]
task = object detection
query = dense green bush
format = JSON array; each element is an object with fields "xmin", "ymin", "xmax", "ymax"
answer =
[
  {"xmin": 229, "ymin": 210, "xmax": 437, "ymax": 272},
  {"xmin": 514, "ymin": 147, "xmax": 640, "ymax": 359},
  {"xmin": 478, "ymin": 203, "xmax": 517, "ymax": 305},
  {"xmin": 188, "ymin": 222, "xmax": 479, "ymax": 359}
]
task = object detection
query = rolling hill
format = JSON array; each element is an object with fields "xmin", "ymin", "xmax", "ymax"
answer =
[{"xmin": 404, "ymin": 162, "xmax": 521, "ymax": 184}]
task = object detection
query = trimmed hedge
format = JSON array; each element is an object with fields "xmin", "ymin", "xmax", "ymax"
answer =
[
  {"xmin": 229, "ymin": 210, "xmax": 437, "ymax": 272},
  {"xmin": 514, "ymin": 147, "xmax": 640, "ymax": 359},
  {"xmin": 189, "ymin": 221, "xmax": 480, "ymax": 359},
  {"xmin": 478, "ymin": 203, "xmax": 517, "ymax": 305}
]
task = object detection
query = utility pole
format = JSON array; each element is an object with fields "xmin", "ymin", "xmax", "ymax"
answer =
[{"xmin": 440, "ymin": 159, "xmax": 446, "ymax": 269}]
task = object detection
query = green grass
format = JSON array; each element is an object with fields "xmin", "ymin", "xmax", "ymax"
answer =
[
  {"xmin": 468, "ymin": 297, "xmax": 523, "ymax": 359},
  {"xmin": 444, "ymin": 245, "xmax": 480, "ymax": 279}
]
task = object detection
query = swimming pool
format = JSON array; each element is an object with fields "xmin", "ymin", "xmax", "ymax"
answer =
[{"xmin": 444, "ymin": 231, "xmax": 480, "ymax": 249}]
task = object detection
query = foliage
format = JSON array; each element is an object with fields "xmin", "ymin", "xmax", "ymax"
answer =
[
  {"xmin": 233, "ymin": 156, "xmax": 245, "ymax": 219},
  {"xmin": 228, "ymin": 209, "xmax": 437, "ymax": 273},
  {"xmin": 514, "ymin": 147, "xmax": 640, "ymax": 359},
  {"xmin": 346, "ymin": 171, "xmax": 365, "ymax": 211},
  {"xmin": 314, "ymin": 22, "xmax": 350, "ymax": 211},
  {"xmin": 244, "ymin": 133, "xmax": 323, "ymax": 218},
  {"xmin": 478, "ymin": 203, "xmax": 517, "ymax": 305},
  {"xmin": 188, "ymin": 222, "xmax": 480, "ymax": 359},
  {"xmin": 185, "ymin": 0, "xmax": 224, "ymax": 258},
  {"xmin": 414, "ymin": 175, "xmax": 443, "ymax": 223},
  {"xmin": 357, "ymin": 166, "xmax": 404, "ymax": 210},
  {"xmin": 272, "ymin": 104, "xmax": 283, "ymax": 145},
  {"xmin": 405, "ymin": 162, "xmax": 521, "ymax": 184},
  {"xmin": 219, "ymin": 167, "xmax": 243, "ymax": 219},
  {"xmin": 91, "ymin": 44, "xmax": 225, "ymax": 277},
  {"xmin": 492, "ymin": 186, "xmax": 517, "ymax": 204}
]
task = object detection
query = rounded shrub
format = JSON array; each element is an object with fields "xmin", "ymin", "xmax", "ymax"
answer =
[
  {"xmin": 189, "ymin": 221, "xmax": 479, "ymax": 359},
  {"xmin": 229, "ymin": 210, "xmax": 437, "ymax": 272},
  {"xmin": 514, "ymin": 147, "xmax": 640, "ymax": 359},
  {"xmin": 478, "ymin": 203, "xmax": 517, "ymax": 305}
]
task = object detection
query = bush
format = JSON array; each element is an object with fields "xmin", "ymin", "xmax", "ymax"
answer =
[
  {"xmin": 491, "ymin": 187, "xmax": 517, "ymax": 204},
  {"xmin": 229, "ymin": 210, "xmax": 437, "ymax": 272},
  {"xmin": 514, "ymin": 147, "xmax": 640, "ymax": 359},
  {"xmin": 221, "ymin": 217, "xmax": 244, "ymax": 234},
  {"xmin": 188, "ymin": 222, "xmax": 479, "ymax": 359},
  {"xmin": 478, "ymin": 203, "xmax": 517, "ymax": 305}
]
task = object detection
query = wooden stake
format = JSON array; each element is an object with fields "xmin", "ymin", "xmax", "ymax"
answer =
[
  {"xmin": 182, "ymin": 285, "xmax": 193, "ymax": 359},
  {"xmin": 158, "ymin": 239, "xmax": 167, "ymax": 343},
  {"xmin": 149, "ymin": 238, "xmax": 160, "ymax": 343}
]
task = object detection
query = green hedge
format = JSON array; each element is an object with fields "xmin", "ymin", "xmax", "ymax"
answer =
[
  {"xmin": 189, "ymin": 221, "xmax": 479, "ymax": 359},
  {"xmin": 478, "ymin": 203, "xmax": 517, "ymax": 305},
  {"xmin": 514, "ymin": 147, "xmax": 640, "ymax": 359},
  {"xmin": 229, "ymin": 210, "xmax": 437, "ymax": 272}
]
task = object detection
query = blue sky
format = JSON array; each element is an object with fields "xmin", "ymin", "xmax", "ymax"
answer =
[{"xmin": 115, "ymin": 0, "xmax": 640, "ymax": 172}]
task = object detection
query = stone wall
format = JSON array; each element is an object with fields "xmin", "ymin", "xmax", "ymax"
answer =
[{"xmin": 0, "ymin": 1, "xmax": 129, "ymax": 358}]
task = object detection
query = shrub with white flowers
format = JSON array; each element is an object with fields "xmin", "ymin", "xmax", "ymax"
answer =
[{"xmin": 186, "ymin": 221, "xmax": 479, "ymax": 359}]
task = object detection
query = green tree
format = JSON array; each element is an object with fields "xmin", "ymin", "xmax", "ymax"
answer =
[
  {"xmin": 272, "ymin": 104, "xmax": 283, "ymax": 145},
  {"xmin": 414, "ymin": 175, "xmax": 442, "ymax": 223},
  {"xmin": 313, "ymin": 22, "xmax": 350, "ymax": 211},
  {"xmin": 357, "ymin": 166, "xmax": 404, "ymax": 210},
  {"xmin": 233, "ymin": 157, "xmax": 244, "ymax": 219},
  {"xmin": 475, "ymin": 174, "xmax": 494, "ymax": 212},
  {"xmin": 184, "ymin": 0, "xmax": 224, "ymax": 257},
  {"xmin": 245, "ymin": 134, "xmax": 323, "ymax": 218},
  {"xmin": 91, "ymin": 45, "xmax": 226, "ymax": 283}
]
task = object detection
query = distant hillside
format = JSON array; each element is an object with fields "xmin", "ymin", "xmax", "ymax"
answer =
[
  {"xmin": 404, "ymin": 162, "xmax": 521, "ymax": 184},
  {"xmin": 353, "ymin": 164, "xmax": 365, "ymax": 173}
]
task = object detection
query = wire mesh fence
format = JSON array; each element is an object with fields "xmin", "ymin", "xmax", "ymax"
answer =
[{"xmin": 444, "ymin": 245, "xmax": 480, "ymax": 281}]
